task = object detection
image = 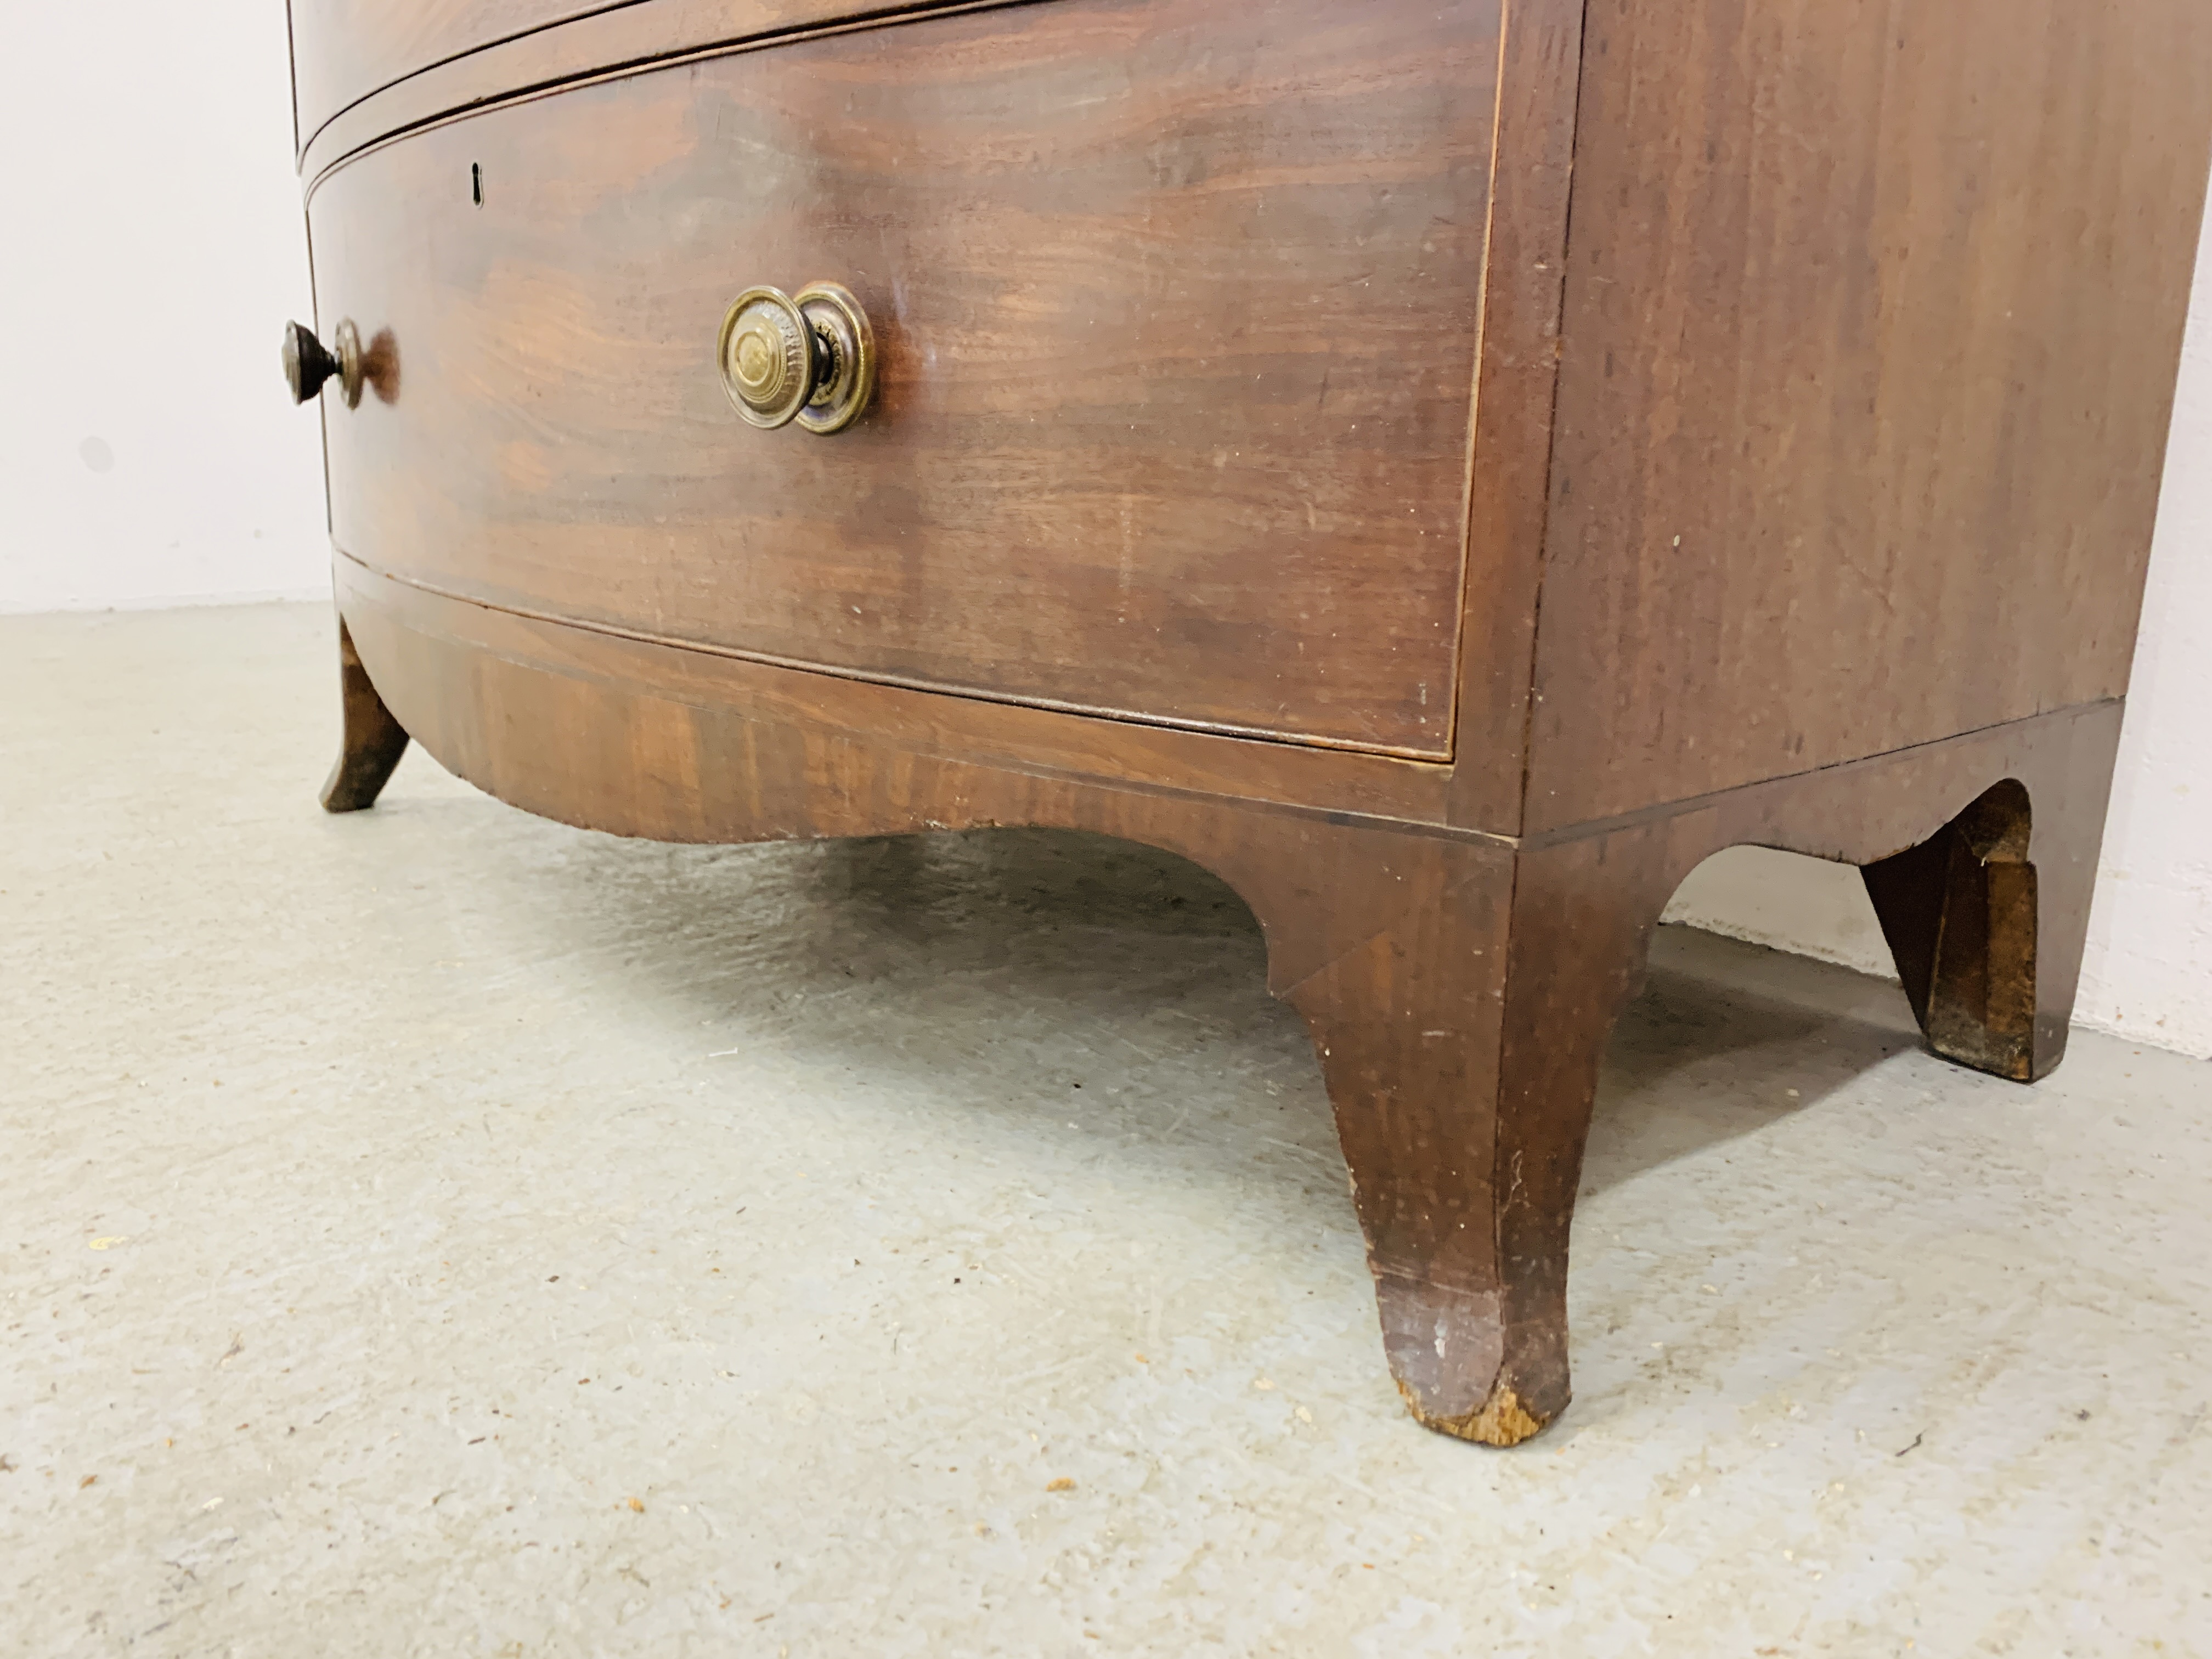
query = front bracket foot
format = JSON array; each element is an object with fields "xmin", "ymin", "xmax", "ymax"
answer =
[{"xmin": 320, "ymin": 617, "xmax": 410, "ymax": 812}]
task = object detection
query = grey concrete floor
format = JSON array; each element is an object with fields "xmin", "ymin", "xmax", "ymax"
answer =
[{"xmin": 5, "ymin": 604, "xmax": 2211, "ymax": 1657}]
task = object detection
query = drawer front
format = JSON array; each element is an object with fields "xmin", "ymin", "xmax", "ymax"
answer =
[
  {"xmin": 312, "ymin": 0, "xmax": 1500, "ymax": 756},
  {"xmin": 291, "ymin": 0, "xmax": 588, "ymax": 145},
  {"xmin": 289, "ymin": 0, "xmax": 972, "ymax": 153}
]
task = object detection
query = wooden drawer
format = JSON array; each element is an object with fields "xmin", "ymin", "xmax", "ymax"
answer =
[
  {"xmin": 310, "ymin": 0, "xmax": 1501, "ymax": 755},
  {"xmin": 291, "ymin": 0, "xmax": 592, "ymax": 148},
  {"xmin": 288, "ymin": 0, "xmax": 972, "ymax": 156}
]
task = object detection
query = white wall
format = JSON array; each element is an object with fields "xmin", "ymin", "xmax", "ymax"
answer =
[
  {"xmin": 3, "ymin": 5, "xmax": 2208, "ymax": 1055},
  {"xmin": 0, "ymin": 2, "xmax": 328, "ymax": 612}
]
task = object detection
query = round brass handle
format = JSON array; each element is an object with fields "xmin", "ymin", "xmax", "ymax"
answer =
[
  {"xmin": 717, "ymin": 282, "xmax": 875, "ymax": 435},
  {"xmin": 284, "ymin": 319, "xmax": 364, "ymax": 408}
]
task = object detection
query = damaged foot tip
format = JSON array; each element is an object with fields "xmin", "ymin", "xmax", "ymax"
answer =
[{"xmin": 1401, "ymin": 1381, "xmax": 1550, "ymax": 1447}]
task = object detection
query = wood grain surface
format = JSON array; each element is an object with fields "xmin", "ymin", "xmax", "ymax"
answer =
[
  {"xmin": 1525, "ymin": 0, "xmax": 2212, "ymax": 830},
  {"xmin": 291, "ymin": 0, "xmax": 966, "ymax": 155},
  {"xmin": 1443, "ymin": 0, "xmax": 1588, "ymax": 830},
  {"xmin": 294, "ymin": 0, "xmax": 1012, "ymax": 180},
  {"xmin": 311, "ymin": 0, "xmax": 1502, "ymax": 759},
  {"xmin": 292, "ymin": 0, "xmax": 616, "ymax": 151},
  {"xmin": 332, "ymin": 555, "xmax": 1463, "ymax": 826}
]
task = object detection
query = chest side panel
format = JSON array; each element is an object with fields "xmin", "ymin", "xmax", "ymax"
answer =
[{"xmin": 1527, "ymin": 0, "xmax": 2212, "ymax": 828}]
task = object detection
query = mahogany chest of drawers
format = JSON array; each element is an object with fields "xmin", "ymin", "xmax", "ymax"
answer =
[{"xmin": 286, "ymin": 0, "xmax": 2212, "ymax": 1443}]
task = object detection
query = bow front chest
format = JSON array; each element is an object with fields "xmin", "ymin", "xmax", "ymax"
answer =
[{"xmin": 286, "ymin": 0, "xmax": 2212, "ymax": 1443}]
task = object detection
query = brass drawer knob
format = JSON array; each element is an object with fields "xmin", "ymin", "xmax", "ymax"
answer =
[
  {"xmin": 718, "ymin": 282, "xmax": 874, "ymax": 435},
  {"xmin": 283, "ymin": 319, "xmax": 365, "ymax": 408}
]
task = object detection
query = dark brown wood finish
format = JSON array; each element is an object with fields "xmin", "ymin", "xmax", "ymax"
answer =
[
  {"xmin": 292, "ymin": 0, "xmax": 601, "ymax": 155},
  {"xmin": 1526, "ymin": 0, "xmax": 2212, "ymax": 831},
  {"xmin": 1443, "ymin": 0, "xmax": 1588, "ymax": 832},
  {"xmin": 295, "ymin": 0, "xmax": 1012, "ymax": 181},
  {"xmin": 286, "ymin": 0, "xmax": 2211, "ymax": 1441},
  {"xmin": 310, "ymin": 0, "xmax": 1502, "ymax": 759},
  {"xmin": 335, "ymin": 561, "xmax": 2123, "ymax": 1442},
  {"xmin": 328, "ymin": 555, "xmax": 1458, "ymax": 825},
  {"xmin": 1864, "ymin": 778, "xmax": 2068, "ymax": 1083},
  {"xmin": 319, "ymin": 616, "xmax": 413, "ymax": 811}
]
